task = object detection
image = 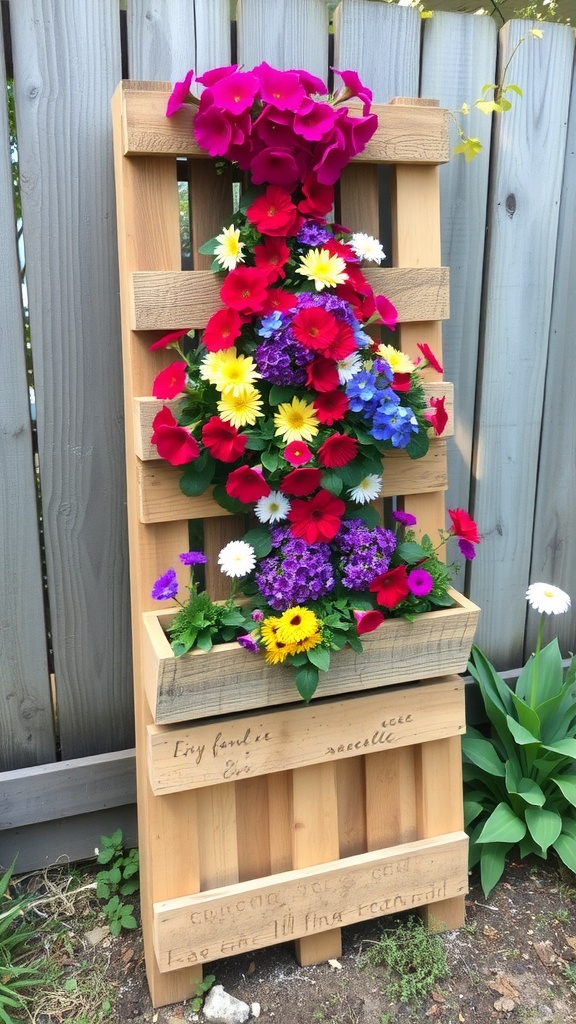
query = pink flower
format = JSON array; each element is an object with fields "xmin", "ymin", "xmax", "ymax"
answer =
[
  {"xmin": 254, "ymin": 62, "xmax": 307, "ymax": 111},
  {"xmin": 152, "ymin": 361, "xmax": 187, "ymax": 400},
  {"xmin": 193, "ymin": 106, "xmax": 234, "ymax": 157},
  {"xmin": 354, "ymin": 609, "xmax": 385, "ymax": 635},
  {"xmin": 374, "ymin": 295, "xmax": 399, "ymax": 329},
  {"xmin": 417, "ymin": 342, "xmax": 443, "ymax": 374},
  {"xmin": 225, "ymin": 465, "xmax": 270, "ymax": 504},
  {"xmin": 407, "ymin": 568, "xmax": 434, "ymax": 597},
  {"xmin": 283, "ymin": 441, "xmax": 313, "ymax": 467},
  {"xmin": 151, "ymin": 407, "xmax": 199, "ymax": 466},
  {"xmin": 250, "ymin": 148, "xmax": 302, "ymax": 189},
  {"xmin": 166, "ymin": 70, "xmax": 195, "ymax": 117},
  {"xmin": 425, "ymin": 396, "xmax": 448, "ymax": 436},
  {"xmin": 294, "ymin": 101, "xmax": 337, "ymax": 141},
  {"xmin": 196, "ymin": 65, "xmax": 239, "ymax": 87},
  {"xmin": 332, "ymin": 68, "xmax": 373, "ymax": 115},
  {"xmin": 298, "ymin": 174, "xmax": 334, "ymax": 218},
  {"xmin": 149, "ymin": 328, "xmax": 191, "ymax": 352},
  {"xmin": 211, "ymin": 71, "xmax": 259, "ymax": 114}
]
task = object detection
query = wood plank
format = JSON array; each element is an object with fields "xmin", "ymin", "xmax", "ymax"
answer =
[
  {"xmin": 144, "ymin": 600, "xmax": 477, "ymax": 725},
  {"xmin": 236, "ymin": 0, "xmax": 328, "ymax": 80},
  {"xmin": 235, "ymin": 777, "xmax": 271, "ymax": 883},
  {"xmin": 136, "ymin": 442, "xmax": 448, "ymax": 524},
  {"xmin": 468, "ymin": 22, "xmax": 575, "ymax": 667},
  {"xmin": 196, "ymin": 784, "xmax": 239, "ymax": 890},
  {"xmin": 10, "ymin": 0, "xmax": 131, "ymax": 760},
  {"xmin": 135, "ymin": 383, "xmax": 454, "ymax": 461},
  {"xmin": 121, "ymin": 87, "xmax": 449, "ymax": 164},
  {"xmin": 0, "ymin": 807, "xmax": 138, "ymax": 875},
  {"xmin": 131, "ymin": 266, "xmax": 449, "ymax": 330},
  {"xmin": 0, "ymin": 11, "xmax": 55, "ymax": 769},
  {"xmin": 127, "ymin": 0, "xmax": 196, "ymax": 81},
  {"xmin": 365, "ymin": 748, "xmax": 418, "ymax": 850},
  {"xmin": 337, "ymin": 758, "xmax": 367, "ymax": 858},
  {"xmin": 334, "ymin": 0, "xmax": 420, "ymax": 102},
  {"xmin": 147, "ymin": 679, "xmax": 466, "ymax": 795},
  {"xmin": 153, "ymin": 831, "xmax": 468, "ymax": 971}
]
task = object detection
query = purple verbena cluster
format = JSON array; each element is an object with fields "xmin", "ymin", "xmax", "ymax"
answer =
[
  {"xmin": 255, "ymin": 527, "xmax": 335, "ymax": 610},
  {"xmin": 335, "ymin": 519, "xmax": 397, "ymax": 590}
]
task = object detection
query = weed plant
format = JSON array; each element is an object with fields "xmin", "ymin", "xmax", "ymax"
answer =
[
  {"xmin": 0, "ymin": 861, "xmax": 50, "ymax": 1024},
  {"xmin": 362, "ymin": 915, "xmax": 448, "ymax": 1004},
  {"xmin": 95, "ymin": 829, "xmax": 139, "ymax": 936}
]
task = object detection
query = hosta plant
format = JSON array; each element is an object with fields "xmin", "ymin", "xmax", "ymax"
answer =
[{"xmin": 463, "ymin": 582, "xmax": 576, "ymax": 895}]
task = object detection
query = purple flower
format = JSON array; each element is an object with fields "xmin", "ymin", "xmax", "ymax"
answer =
[
  {"xmin": 392, "ymin": 510, "xmax": 418, "ymax": 527},
  {"xmin": 251, "ymin": 609, "xmax": 264, "ymax": 622},
  {"xmin": 255, "ymin": 527, "xmax": 335, "ymax": 610},
  {"xmin": 335, "ymin": 520, "xmax": 396, "ymax": 590},
  {"xmin": 151, "ymin": 568, "xmax": 178, "ymax": 601},
  {"xmin": 458, "ymin": 539, "xmax": 477, "ymax": 560},
  {"xmin": 407, "ymin": 568, "xmax": 434, "ymax": 597},
  {"xmin": 297, "ymin": 221, "xmax": 332, "ymax": 247},
  {"xmin": 238, "ymin": 634, "xmax": 260, "ymax": 654},
  {"xmin": 179, "ymin": 551, "xmax": 208, "ymax": 566}
]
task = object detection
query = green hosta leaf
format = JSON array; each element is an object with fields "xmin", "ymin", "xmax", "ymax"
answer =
[
  {"xmin": 479, "ymin": 843, "xmax": 510, "ymax": 897},
  {"xmin": 306, "ymin": 646, "xmax": 331, "ymax": 672},
  {"xmin": 553, "ymin": 831, "xmax": 576, "ymax": 873},
  {"xmin": 321, "ymin": 470, "xmax": 343, "ymax": 496},
  {"xmin": 525, "ymin": 806, "xmax": 562, "ymax": 852},
  {"xmin": 517, "ymin": 778, "xmax": 545, "ymax": 806},
  {"xmin": 560, "ymin": 817, "xmax": 576, "ymax": 840},
  {"xmin": 461, "ymin": 737, "xmax": 506, "ymax": 777},
  {"xmin": 504, "ymin": 758, "xmax": 521, "ymax": 795},
  {"xmin": 511, "ymin": 693, "xmax": 541, "ymax": 739},
  {"xmin": 543, "ymin": 738, "xmax": 576, "ymax": 758},
  {"xmin": 516, "ymin": 640, "xmax": 563, "ymax": 705},
  {"xmin": 242, "ymin": 526, "xmax": 272, "ymax": 559},
  {"xmin": 464, "ymin": 799, "xmax": 484, "ymax": 828},
  {"xmin": 551, "ymin": 773, "xmax": 576, "ymax": 807},
  {"xmin": 477, "ymin": 803, "xmax": 526, "ymax": 844},
  {"xmin": 295, "ymin": 664, "xmax": 319, "ymax": 702},
  {"xmin": 505, "ymin": 716, "xmax": 540, "ymax": 747}
]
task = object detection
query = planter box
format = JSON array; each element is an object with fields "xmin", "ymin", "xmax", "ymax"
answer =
[{"xmin": 142, "ymin": 589, "xmax": 479, "ymax": 725}]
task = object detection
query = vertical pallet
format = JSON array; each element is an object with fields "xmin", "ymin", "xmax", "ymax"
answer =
[{"xmin": 112, "ymin": 82, "xmax": 475, "ymax": 1007}]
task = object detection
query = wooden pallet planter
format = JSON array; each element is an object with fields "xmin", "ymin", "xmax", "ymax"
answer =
[{"xmin": 112, "ymin": 80, "xmax": 478, "ymax": 1008}]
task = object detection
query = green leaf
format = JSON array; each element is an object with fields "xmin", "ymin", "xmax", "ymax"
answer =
[
  {"xmin": 244, "ymin": 434, "xmax": 266, "ymax": 451},
  {"xmin": 505, "ymin": 83, "xmax": 523, "ymax": 97},
  {"xmin": 295, "ymin": 664, "xmax": 319, "ymax": 702},
  {"xmin": 197, "ymin": 237, "xmax": 219, "ymax": 255},
  {"xmin": 212, "ymin": 483, "xmax": 249, "ymax": 514},
  {"xmin": 453, "ymin": 136, "xmax": 483, "ymax": 162},
  {"xmin": 511, "ymin": 693, "xmax": 541, "ymax": 739},
  {"xmin": 405, "ymin": 429, "xmax": 429, "ymax": 460},
  {"xmin": 525, "ymin": 806, "xmax": 562, "ymax": 852},
  {"xmin": 543, "ymin": 738, "xmax": 576, "ymax": 758},
  {"xmin": 464, "ymin": 799, "xmax": 484, "ymax": 828},
  {"xmin": 306, "ymin": 646, "xmax": 331, "ymax": 672},
  {"xmin": 396, "ymin": 541, "xmax": 427, "ymax": 565},
  {"xmin": 179, "ymin": 455, "xmax": 215, "ymax": 497},
  {"xmin": 517, "ymin": 778, "xmax": 545, "ymax": 806},
  {"xmin": 321, "ymin": 470, "xmax": 343, "ymax": 496},
  {"xmin": 344, "ymin": 505, "xmax": 380, "ymax": 528},
  {"xmin": 553, "ymin": 831, "xmax": 576, "ymax": 873},
  {"xmin": 551, "ymin": 773, "xmax": 576, "ymax": 807},
  {"xmin": 505, "ymin": 716, "xmax": 540, "ymax": 747},
  {"xmin": 195, "ymin": 630, "xmax": 213, "ymax": 652},
  {"xmin": 261, "ymin": 450, "xmax": 279, "ymax": 473},
  {"xmin": 461, "ymin": 737, "xmax": 506, "ymax": 777},
  {"xmin": 242, "ymin": 526, "xmax": 272, "ymax": 559},
  {"xmin": 504, "ymin": 759, "xmax": 521, "ymax": 795},
  {"xmin": 268, "ymin": 384, "xmax": 296, "ymax": 405},
  {"xmin": 479, "ymin": 843, "xmax": 509, "ymax": 897},
  {"xmin": 477, "ymin": 803, "xmax": 526, "ymax": 844}
]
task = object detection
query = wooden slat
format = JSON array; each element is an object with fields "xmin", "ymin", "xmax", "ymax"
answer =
[
  {"xmin": 136, "ymin": 442, "xmax": 448, "ymax": 524},
  {"xmin": 131, "ymin": 266, "xmax": 449, "ymax": 330},
  {"xmin": 121, "ymin": 88, "xmax": 449, "ymax": 164},
  {"xmin": 0, "ymin": 12, "xmax": 55, "ymax": 770},
  {"xmin": 334, "ymin": 0, "xmax": 420, "ymax": 103},
  {"xmin": 11, "ymin": 0, "xmax": 131, "ymax": 760},
  {"xmin": 153, "ymin": 831, "xmax": 468, "ymax": 971},
  {"xmin": 469, "ymin": 22, "xmax": 575, "ymax": 666},
  {"xmin": 236, "ymin": 0, "xmax": 328, "ymax": 80},
  {"xmin": 147, "ymin": 679, "xmax": 466, "ymax": 795},
  {"xmin": 365, "ymin": 748, "xmax": 418, "ymax": 850}
]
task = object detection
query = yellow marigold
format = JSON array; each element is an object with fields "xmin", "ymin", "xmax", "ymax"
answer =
[
  {"xmin": 276, "ymin": 606, "xmax": 320, "ymax": 645},
  {"xmin": 260, "ymin": 616, "xmax": 296, "ymax": 664},
  {"xmin": 274, "ymin": 396, "xmax": 319, "ymax": 444},
  {"xmin": 295, "ymin": 247, "xmax": 348, "ymax": 291}
]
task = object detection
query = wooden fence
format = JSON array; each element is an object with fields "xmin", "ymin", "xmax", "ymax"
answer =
[{"xmin": 0, "ymin": 0, "xmax": 575, "ymax": 870}]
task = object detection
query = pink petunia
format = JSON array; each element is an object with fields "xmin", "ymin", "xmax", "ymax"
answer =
[
  {"xmin": 332, "ymin": 68, "xmax": 373, "ymax": 115},
  {"xmin": 374, "ymin": 294, "xmax": 399, "ymax": 329},
  {"xmin": 417, "ymin": 342, "xmax": 443, "ymax": 374},
  {"xmin": 193, "ymin": 106, "xmax": 234, "ymax": 157},
  {"xmin": 152, "ymin": 361, "xmax": 187, "ymax": 400},
  {"xmin": 211, "ymin": 71, "xmax": 259, "ymax": 115},
  {"xmin": 425, "ymin": 396, "xmax": 448, "ymax": 436},
  {"xmin": 166, "ymin": 69, "xmax": 195, "ymax": 117},
  {"xmin": 354, "ymin": 609, "xmax": 385, "ymax": 635},
  {"xmin": 254, "ymin": 62, "xmax": 307, "ymax": 111}
]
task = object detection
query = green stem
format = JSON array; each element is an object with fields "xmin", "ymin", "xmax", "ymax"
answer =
[{"xmin": 529, "ymin": 613, "xmax": 545, "ymax": 710}]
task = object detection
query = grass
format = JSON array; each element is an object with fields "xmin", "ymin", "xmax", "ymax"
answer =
[{"xmin": 360, "ymin": 915, "xmax": 449, "ymax": 1005}]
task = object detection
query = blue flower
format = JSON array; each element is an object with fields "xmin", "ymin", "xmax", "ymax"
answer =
[{"xmin": 257, "ymin": 311, "xmax": 284, "ymax": 338}]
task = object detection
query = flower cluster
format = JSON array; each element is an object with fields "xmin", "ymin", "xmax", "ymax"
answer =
[{"xmin": 149, "ymin": 63, "xmax": 480, "ymax": 700}]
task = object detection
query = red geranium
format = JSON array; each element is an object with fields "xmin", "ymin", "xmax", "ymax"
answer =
[
  {"xmin": 313, "ymin": 390, "xmax": 349, "ymax": 425},
  {"xmin": 297, "ymin": 173, "xmax": 334, "ymax": 217},
  {"xmin": 369, "ymin": 565, "xmax": 410, "ymax": 610},
  {"xmin": 203, "ymin": 308, "xmax": 243, "ymax": 352},
  {"xmin": 152, "ymin": 361, "xmax": 187, "ymax": 399},
  {"xmin": 225, "ymin": 465, "xmax": 270, "ymax": 503},
  {"xmin": 425, "ymin": 396, "xmax": 448, "ymax": 437},
  {"xmin": 306, "ymin": 356, "xmax": 340, "ymax": 393},
  {"xmin": 283, "ymin": 440, "xmax": 313, "ymax": 466},
  {"xmin": 254, "ymin": 237, "xmax": 290, "ymax": 283},
  {"xmin": 246, "ymin": 185, "xmax": 301, "ymax": 237},
  {"xmin": 201, "ymin": 416, "xmax": 248, "ymax": 462},
  {"xmin": 220, "ymin": 266, "xmax": 270, "ymax": 314},
  {"xmin": 317, "ymin": 434, "xmax": 357, "ymax": 469},
  {"xmin": 279, "ymin": 467, "xmax": 322, "ymax": 497},
  {"xmin": 390, "ymin": 372, "xmax": 411, "ymax": 393},
  {"xmin": 151, "ymin": 407, "xmax": 199, "ymax": 466},
  {"xmin": 261, "ymin": 289, "xmax": 298, "ymax": 315},
  {"xmin": 288, "ymin": 488, "xmax": 346, "ymax": 543}
]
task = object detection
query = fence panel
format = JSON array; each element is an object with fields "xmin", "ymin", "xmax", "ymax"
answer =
[
  {"xmin": 9, "ymin": 0, "xmax": 132, "ymax": 759},
  {"xmin": 237, "ymin": 0, "xmax": 328, "ymax": 78},
  {"xmin": 468, "ymin": 20, "xmax": 575, "ymax": 667},
  {"xmin": 0, "ymin": 13, "xmax": 54, "ymax": 770},
  {"xmin": 527, "ymin": 54, "xmax": 576, "ymax": 659},
  {"xmin": 334, "ymin": 0, "xmax": 420, "ymax": 99}
]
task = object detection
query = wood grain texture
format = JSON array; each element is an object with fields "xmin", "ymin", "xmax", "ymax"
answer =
[
  {"xmin": 0, "ymin": 12, "xmax": 55, "ymax": 770},
  {"xmin": 468, "ymin": 21, "xmax": 575, "ymax": 666},
  {"xmin": 143, "ymin": 601, "xmax": 477, "ymax": 724},
  {"xmin": 10, "ymin": 0, "xmax": 131, "ymax": 760},
  {"xmin": 333, "ymin": 0, "xmax": 420, "ymax": 103},
  {"xmin": 526, "ymin": 49, "xmax": 576, "ymax": 661},
  {"xmin": 421, "ymin": 12, "xmax": 497, "ymax": 544},
  {"xmin": 127, "ymin": 0, "xmax": 230, "ymax": 81},
  {"xmin": 365, "ymin": 748, "xmax": 418, "ymax": 850},
  {"xmin": 153, "ymin": 832, "xmax": 468, "ymax": 971},
  {"xmin": 236, "ymin": 0, "xmax": 328, "ymax": 79}
]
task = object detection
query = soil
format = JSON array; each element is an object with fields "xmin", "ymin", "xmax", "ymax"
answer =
[{"xmin": 32, "ymin": 858, "xmax": 576, "ymax": 1024}]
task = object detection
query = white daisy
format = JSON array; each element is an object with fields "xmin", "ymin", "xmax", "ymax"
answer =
[
  {"xmin": 218, "ymin": 540, "xmax": 256, "ymax": 578},
  {"xmin": 348, "ymin": 474, "xmax": 382, "ymax": 505},
  {"xmin": 526, "ymin": 583, "xmax": 571, "ymax": 616},
  {"xmin": 254, "ymin": 490, "xmax": 291, "ymax": 524},
  {"xmin": 337, "ymin": 352, "xmax": 363, "ymax": 384},
  {"xmin": 214, "ymin": 225, "xmax": 246, "ymax": 272},
  {"xmin": 349, "ymin": 232, "xmax": 385, "ymax": 264}
]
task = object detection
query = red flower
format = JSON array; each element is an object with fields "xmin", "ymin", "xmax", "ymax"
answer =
[
  {"xmin": 297, "ymin": 173, "xmax": 334, "ymax": 217},
  {"xmin": 149, "ymin": 328, "xmax": 192, "ymax": 351},
  {"xmin": 203, "ymin": 308, "xmax": 243, "ymax": 352},
  {"xmin": 151, "ymin": 407, "xmax": 199, "ymax": 466},
  {"xmin": 425, "ymin": 396, "xmax": 448, "ymax": 437},
  {"xmin": 201, "ymin": 416, "xmax": 247, "ymax": 462},
  {"xmin": 448, "ymin": 508, "xmax": 480, "ymax": 545},
  {"xmin": 220, "ymin": 266, "xmax": 270, "ymax": 314},
  {"xmin": 254, "ymin": 237, "xmax": 290, "ymax": 283},
  {"xmin": 152, "ymin": 361, "xmax": 187, "ymax": 399},
  {"xmin": 390, "ymin": 372, "xmax": 411, "ymax": 393},
  {"xmin": 374, "ymin": 294, "xmax": 398, "ymax": 329},
  {"xmin": 246, "ymin": 186, "xmax": 301, "ymax": 237},
  {"xmin": 292, "ymin": 307, "xmax": 339, "ymax": 353},
  {"xmin": 354, "ymin": 609, "xmax": 385, "ymax": 636},
  {"xmin": 225, "ymin": 465, "xmax": 271, "ymax": 503},
  {"xmin": 369, "ymin": 565, "xmax": 410, "ymax": 610},
  {"xmin": 279, "ymin": 467, "xmax": 322, "ymax": 496},
  {"xmin": 417, "ymin": 342, "xmax": 443, "ymax": 374},
  {"xmin": 261, "ymin": 289, "xmax": 298, "ymax": 315},
  {"xmin": 284, "ymin": 440, "xmax": 313, "ymax": 466},
  {"xmin": 324, "ymin": 322, "xmax": 357, "ymax": 361},
  {"xmin": 313, "ymin": 390, "xmax": 349, "ymax": 425},
  {"xmin": 306, "ymin": 356, "xmax": 340, "ymax": 393},
  {"xmin": 317, "ymin": 434, "xmax": 357, "ymax": 468},
  {"xmin": 288, "ymin": 488, "xmax": 346, "ymax": 544}
]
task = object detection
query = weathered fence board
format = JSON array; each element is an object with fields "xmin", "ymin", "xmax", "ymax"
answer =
[
  {"xmin": 9, "ymin": 0, "xmax": 132, "ymax": 759},
  {"xmin": 333, "ymin": 0, "xmax": 421, "ymax": 100},
  {"xmin": 236, "ymin": 0, "xmax": 328, "ymax": 79},
  {"xmin": 468, "ymin": 20, "xmax": 575, "ymax": 666},
  {"xmin": 0, "ymin": 13, "xmax": 55, "ymax": 770}
]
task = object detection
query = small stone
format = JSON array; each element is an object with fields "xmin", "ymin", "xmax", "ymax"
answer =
[
  {"xmin": 493, "ymin": 997, "xmax": 516, "ymax": 1013},
  {"xmin": 84, "ymin": 925, "xmax": 110, "ymax": 946},
  {"xmin": 250, "ymin": 1004, "xmax": 261, "ymax": 1019},
  {"xmin": 203, "ymin": 985, "xmax": 250, "ymax": 1024}
]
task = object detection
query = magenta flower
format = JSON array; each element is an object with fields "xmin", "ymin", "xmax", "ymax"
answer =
[
  {"xmin": 193, "ymin": 106, "xmax": 234, "ymax": 156},
  {"xmin": 250, "ymin": 148, "xmax": 301, "ymax": 189},
  {"xmin": 375, "ymin": 294, "xmax": 399, "ymax": 329},
  {"xmin": 407, "ymin": 569, "xmax": 434, "ymax": 597},
  {"xmin": 294, "ymin": 69, "xmax": 327, "ymax": 97},
  {"xmin": 254, "ymin": 62, "xmax": 306, "ymax": 111},
  {"xmin": 211, "ymin": 71, "xmax": 259, "ymax": 114},
  {"xmin": 392, "ymin": 510, "xmax": 418, "ymax": 527},
  {"xmin": 458, "ymin": 539, "xmax": 477, "ymax": 560},
  {"xmin": 353, "ymin": 609, "xmax": 385, "ymax": 635},
  {"xmin": 332, "ymin": 68, "xmax": 373, "ymax": 116},
  {"xmin": 196, "ymin": 64, "xmax": 239, "ymax": 88},
  {"xmin": 238, "ymin": 633, "xmax": 260, "ymax": 654},
  {"xmin": 294, "ymin": 101, "xmax": 337, "ymax": 142},
  {"xmin": 166, "ymin": 69, "xmax": 195, "ymax": 117}
]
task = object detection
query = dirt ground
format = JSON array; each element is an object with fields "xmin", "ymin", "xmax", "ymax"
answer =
[{"xmin": 29, "ymin": 857, "xmax": 576, "ymax": 1024}]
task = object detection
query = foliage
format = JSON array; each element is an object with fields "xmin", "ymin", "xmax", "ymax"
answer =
[
  {"xmin": 362, "ymin": 915, "xmax": 448, "ymax": 1003},
  {"xmin": 463, "ymin": 603, "xmax": 576, "ymax": 896},
  {"xmin": 95, "ymin": 829, "xmax": 139, "ymax": 936},
  {"xmin": 0, "ymin": 861, "xmax": 49, "ymax": 1024},
  {"xmin": 190, "ymin": 973, "xmax": 216, "ymax": 1012}
]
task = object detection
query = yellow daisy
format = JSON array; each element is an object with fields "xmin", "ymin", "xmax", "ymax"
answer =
[
  {"xmin": 218, "ymin": 385, "xmax": 264, "ymax": 428},
  {"xmin": 293, "ymin": 632, "xmax": 322, "ymax": 654},
  {"xmin": 295, "ymin": 248, "xmax": 348, "ymax": 291},
  {"xmin": 274, "ymin": 396, "xmax": 319, "ymax": 443},
  {"xmin": 260, "ymin": 616, "xmax": 297, "ymax": 664},
  {"xmin": 276, "ymin": 606, "xmax": 320, "ymax": 644},
  {"xmin": 214, "ymin": 225, "xmax": 246, "ymax": 272},
  {"xmin": 200, "ymin": 348, "xmax": 260, "ymax": 395},
  {"xmin": 376, "ymin": 344, "xmax": 415, "ymax": 375}
]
